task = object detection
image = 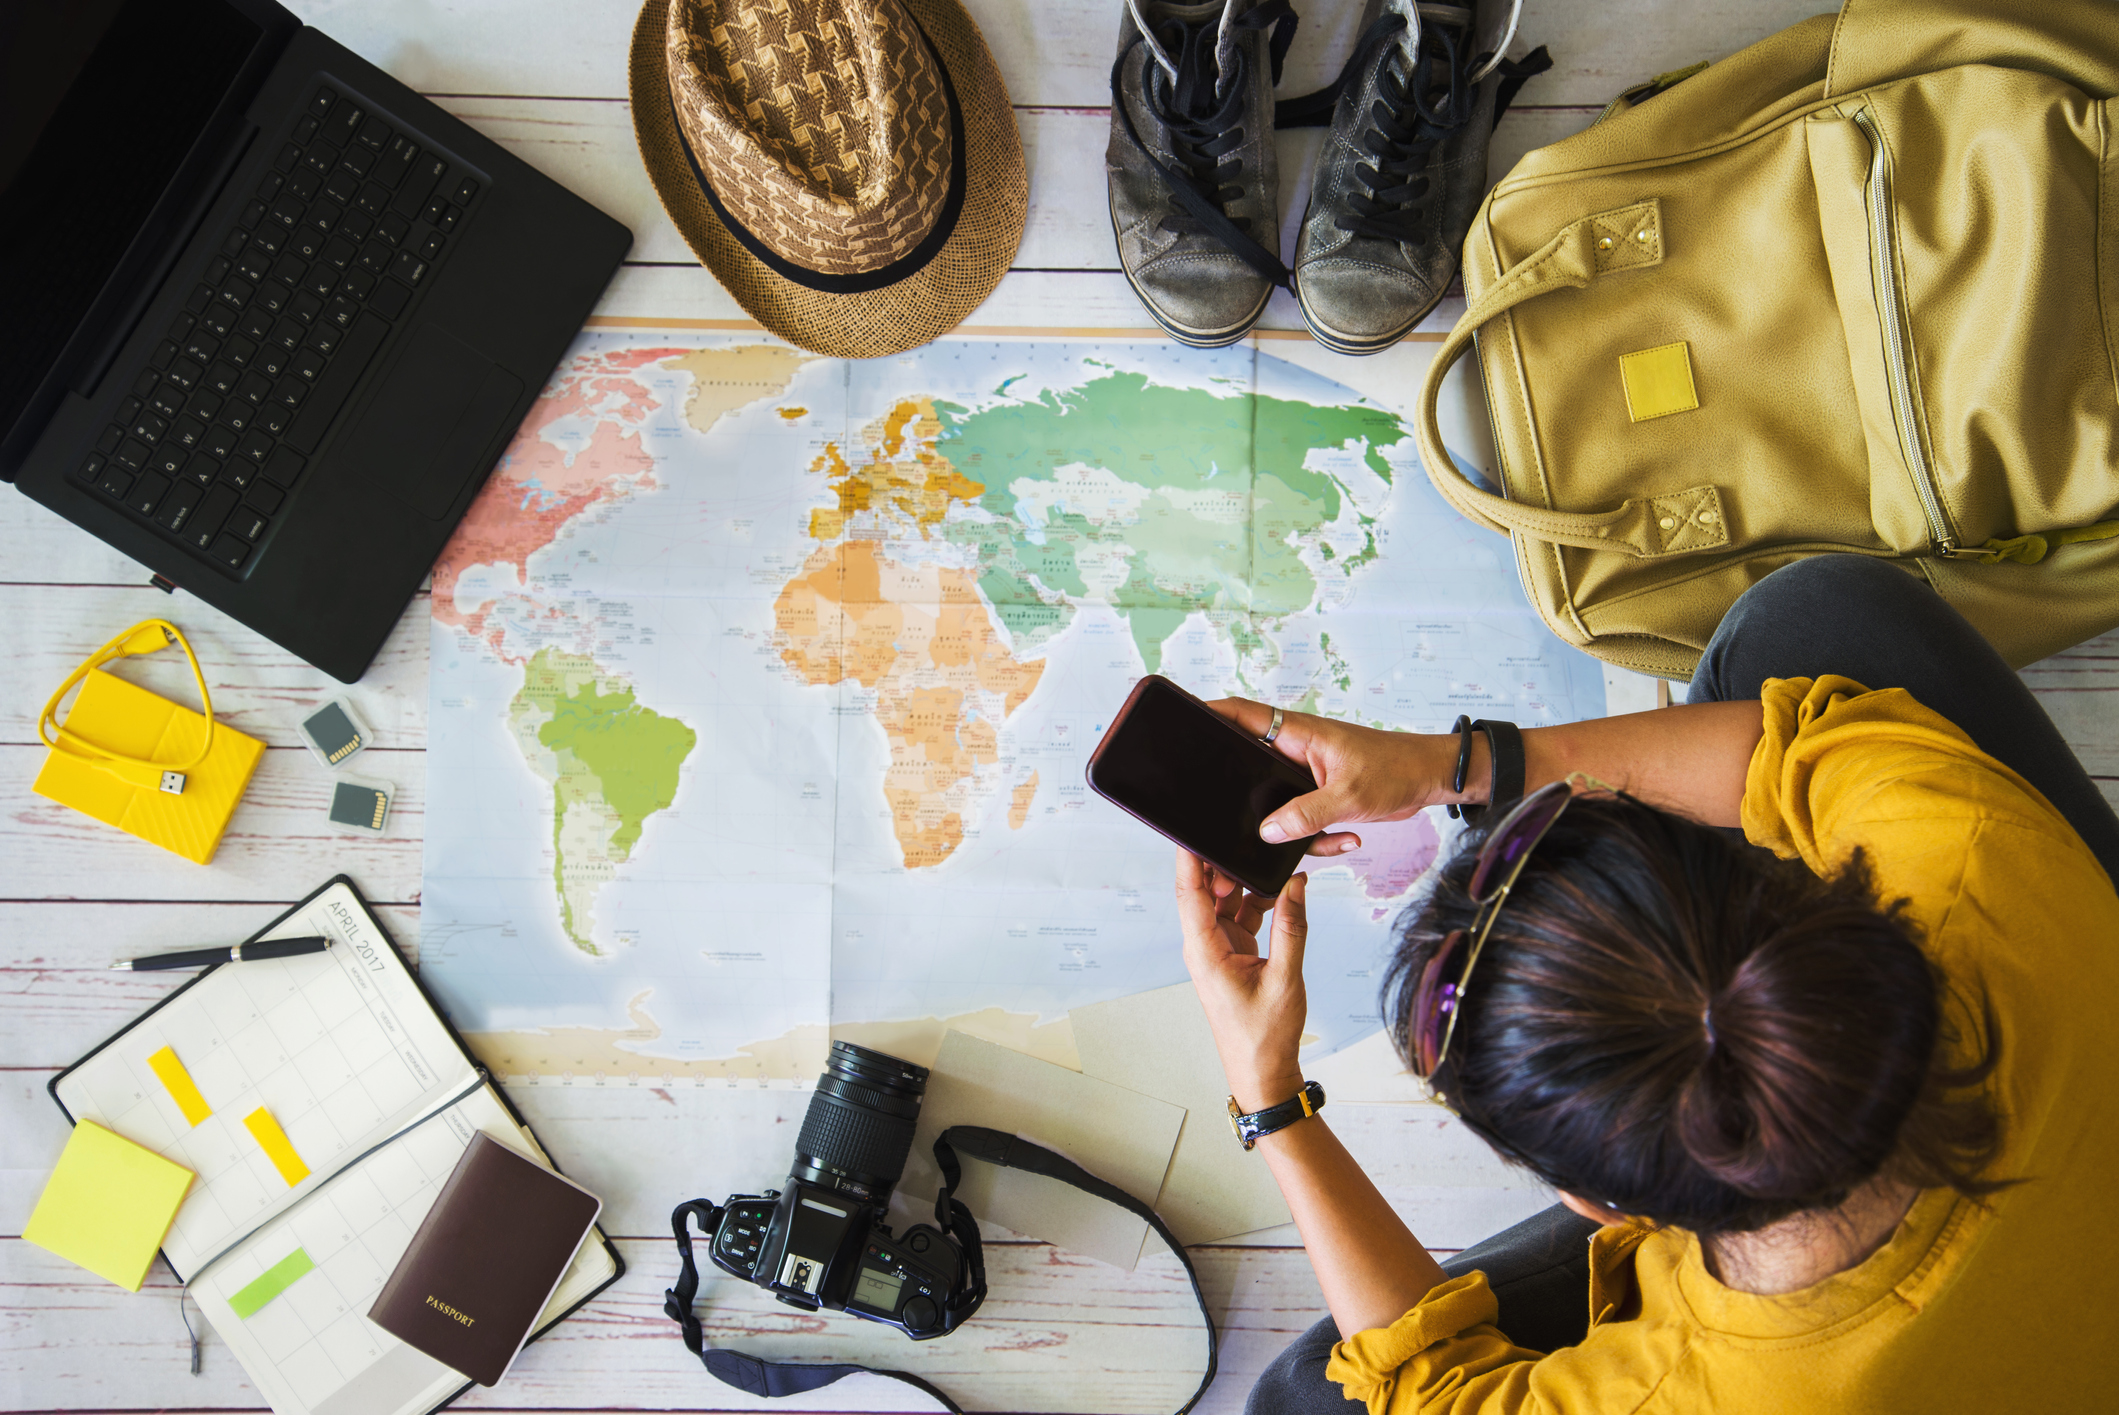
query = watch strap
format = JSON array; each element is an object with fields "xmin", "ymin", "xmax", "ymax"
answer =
[
  {"xmin": 1461, "ymin": 719, "xmax": 1524, "ymax": 827},
  {"xmin": 1226, "ymin": 1079, "xmax": 1326, "ymax": 1150}
]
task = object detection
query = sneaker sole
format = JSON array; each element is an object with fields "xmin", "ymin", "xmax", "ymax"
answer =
[
  {"xmin": 1294, "ymin": 278, "xmax": 1445, "ymax": 357},
  {"xmin": 1112, "ymin": 217, "xmax": 1272, "ymax": 350}
]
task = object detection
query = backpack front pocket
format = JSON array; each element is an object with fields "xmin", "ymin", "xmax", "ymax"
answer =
[{"xmin": 1814, "ymin": 70, "xmax": 2119, "ymax": 558}]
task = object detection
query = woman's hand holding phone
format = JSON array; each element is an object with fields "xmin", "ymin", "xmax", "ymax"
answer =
[
  {"xmin": 1175, "ymin": 848, "xmax": 1310, "ymax": 1114},
  {"xmin": 1200, "ymin": 697, "xmax": 1475, "ymax": 862},
  {"xmin": 1175, "ymin": 699, "xmax": 1465, "ymax": 1079},
  {"xmin": 1177, "ymin": 845, "xmax": 1451, "ymax": 1338}
]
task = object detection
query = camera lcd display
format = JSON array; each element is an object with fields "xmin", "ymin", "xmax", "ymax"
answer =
[
  {"xmin": 853, "ymin": 1266, "xmax": 906, "ymax": 1311},
  {"xmin": 1086, "ymin": 675, "xmax": 1317, "ymax": 895}
]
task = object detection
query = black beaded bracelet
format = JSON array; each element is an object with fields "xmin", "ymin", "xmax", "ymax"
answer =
[{"xmin": 1447, "ymin": 714, "xmax": 1475, "ymax": 820}]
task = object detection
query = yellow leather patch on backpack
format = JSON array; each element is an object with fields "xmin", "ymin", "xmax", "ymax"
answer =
[{"xmin": 1619, "ymin": 341, "xmax": 1699, "ymax": 422}]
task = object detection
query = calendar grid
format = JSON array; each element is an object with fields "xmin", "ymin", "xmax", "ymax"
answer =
[{"xmin": 54, "ymin": 884, "xmax": 482, "ymax": 1278}]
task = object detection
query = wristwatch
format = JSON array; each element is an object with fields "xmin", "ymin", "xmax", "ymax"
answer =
[{"xmin": 1227, "ymin": 1080, "xmax": 1326, "ymax": 1150}]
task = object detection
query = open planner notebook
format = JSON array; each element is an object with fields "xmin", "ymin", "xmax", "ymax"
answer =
[{"xmin": 50, "ymin": 876, "xmax": 621, "ymax": 1415}]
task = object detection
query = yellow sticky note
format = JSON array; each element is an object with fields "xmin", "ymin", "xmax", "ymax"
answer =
[
  {"xmin": 148, "ymin": 1046, "xmax": 213, "ymax": 1127},
  {"xmin": 244, "ymin": 1107, "xmax": 310, "ymax": 1186},
  {"xmin": 23, "ymin": 1120, "xmax": 194, "ymax": 1291},
  {"xmin": 1619, "ymin": 340, "xmax": 1700, "ymax": 422}
]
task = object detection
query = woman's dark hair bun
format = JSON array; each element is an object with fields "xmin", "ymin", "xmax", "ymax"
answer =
[
  {"xmin": 1385, "ymin": 794, "xmax": 2002, "ymax": 1236},
  {"xmin": 1674, "ymin": 919, "xmax": 1931, "ymax": 1205}
]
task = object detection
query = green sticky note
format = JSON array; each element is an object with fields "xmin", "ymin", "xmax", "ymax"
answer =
[
  {"xmin": 228, "ymin": 1246, "xmax": 315, "ymax": 1318},
  {"xmin": 23, "ymin": 1120, "xmax": 194, "ymax": 1291}
]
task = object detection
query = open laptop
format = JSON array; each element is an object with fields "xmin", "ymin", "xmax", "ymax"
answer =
[{"xmin": 0, "ymin": 0, "xmax": 631, "ymax": 682}]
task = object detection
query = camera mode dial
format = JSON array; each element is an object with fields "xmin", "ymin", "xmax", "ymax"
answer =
[{"xmin": 708, "ymin": 1196, "xmax": 776, "ymax": 1280}]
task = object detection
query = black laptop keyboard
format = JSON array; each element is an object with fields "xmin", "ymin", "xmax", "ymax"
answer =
[{"xmin": 70, "ymin": 83, "xmax": 482, "ymax": 575}]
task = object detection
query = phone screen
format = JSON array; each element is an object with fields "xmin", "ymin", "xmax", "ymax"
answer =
[{"xmin": 1086, "ymin": 676, "xmax": 1316, "ymax": 895}]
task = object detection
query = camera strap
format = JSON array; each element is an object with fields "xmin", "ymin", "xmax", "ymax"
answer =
[
  {"xmin": 664, "ymin": 1123, "xmax": 1219, "ymax": 1415},
  {"xmin": 665, "ymin": 1199, "xmax": 972, "ymax": 1414},
  {"xmin": 933, "ymin": 1125, "xmax": 1219, "ymax": 1414}
]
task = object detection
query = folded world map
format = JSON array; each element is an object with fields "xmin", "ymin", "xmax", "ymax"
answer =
[{"xmin": 419, "ymin": 331, "xmax": 1605, "ymax": 1084}]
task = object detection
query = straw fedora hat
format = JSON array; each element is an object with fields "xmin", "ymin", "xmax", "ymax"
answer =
[{"xmin": 630, "ymin": 0, "xmax": 1028, "ymax": 358}]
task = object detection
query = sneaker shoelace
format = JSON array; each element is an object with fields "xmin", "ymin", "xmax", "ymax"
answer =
[
  {"xmin": 1339, "ymin": 12, "xmax": 1472, "ymax": 243},
  {"xmin": 1145, "ymin": 1, "xmax": 1296, "ymax": 239},
  {"xmin": 1275, "ymin": 15, "xmax": 1552, "ymax": 247},
  {"xmin": 1112, "ymin": 0, "xmax": 1300, "ymax": 286}
]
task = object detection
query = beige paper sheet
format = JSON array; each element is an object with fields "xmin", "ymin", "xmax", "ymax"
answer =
[
  {"xmin": 1301, "ymin": 1026, "xmax": 1433, "ymax": 1105},
  {"xmin": 900, "ymin": 1032, "xmax": 1184, "ymax": 1272},
  {"xmin": 1070, "ymin": 981, "xmax": 1294, "ymax": 1245}
]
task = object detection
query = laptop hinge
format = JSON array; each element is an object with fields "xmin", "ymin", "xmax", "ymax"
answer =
[{"xmin": 150, "ymin": 575, "xmax": 178, "ymax": 594}]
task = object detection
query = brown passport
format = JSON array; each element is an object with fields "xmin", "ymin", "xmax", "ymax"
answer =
[{"xmin": 368, "ymin": 1132, "xmax": 602, "ymax": 1386}]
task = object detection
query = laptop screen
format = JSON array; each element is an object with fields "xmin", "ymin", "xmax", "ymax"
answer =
[{"xmin": 0, "ymin": 0, "xmax": 262, "ymax": 444}]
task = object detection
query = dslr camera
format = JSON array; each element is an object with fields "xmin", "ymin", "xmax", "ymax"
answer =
[{"xmin": 698, "ymin": 1042, "xmax": 972, "ymax": 1339}]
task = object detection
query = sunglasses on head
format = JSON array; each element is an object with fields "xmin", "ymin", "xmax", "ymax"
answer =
[{"xmin": 1410, "ymin": 772, "xmax": 1619, "ymax": 1087}]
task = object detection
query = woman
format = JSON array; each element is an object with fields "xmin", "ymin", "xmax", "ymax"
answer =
[{"xmin": 1178, "ymin": 557, "xmax": 2119, "ymax": 1412}]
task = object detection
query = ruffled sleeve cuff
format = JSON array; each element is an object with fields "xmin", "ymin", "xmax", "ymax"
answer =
[
  {"xmin": 1739, "ymin": 672, "xmax": 2069, "ymax": 874},
  {"xmin": 1326, "ymin": 1272, "xmax": 1543, "ymax": 1415},
  {"xmin": 1741, "ymin": 674, "xmax": 1829, "ymax": 862}
]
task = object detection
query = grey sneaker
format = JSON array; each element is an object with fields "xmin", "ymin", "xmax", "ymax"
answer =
[
  {"xmin": 1291, "ymin": 0, "xmax": 1543, "ymax": 355},
  {"xmin": 1108, "ymin": 0, "xmax": 1299, "ymax": 348}
]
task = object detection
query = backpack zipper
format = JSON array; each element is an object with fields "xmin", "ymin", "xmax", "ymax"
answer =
[{"xmin": 1852, "ymin": 106, "xmax": 1963, "ymax": 558}]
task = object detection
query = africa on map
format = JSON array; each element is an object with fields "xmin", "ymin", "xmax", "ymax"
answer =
[{"xmin": 419, "ymin": 331, "xmax": 1605, "ymax": 1081}]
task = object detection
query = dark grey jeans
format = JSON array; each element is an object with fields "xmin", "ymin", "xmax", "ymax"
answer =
[
  {"xmin": 1688, "ymin": 555, "xmax": 2119, "ymax": 883},
  {"xmin": 1246, "ymin": 555, "xmax": 2119, "ymax": 1413}
]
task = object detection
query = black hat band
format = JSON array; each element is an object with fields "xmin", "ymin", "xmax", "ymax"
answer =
[{"xmin": 668, "ymin": 11, "xmax": 969, "ymax": 297}]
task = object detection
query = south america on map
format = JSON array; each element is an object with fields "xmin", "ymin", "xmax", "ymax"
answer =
[{"xmin": 420, "ymin": 331, "xmax": 1605, "ymax": 1082}]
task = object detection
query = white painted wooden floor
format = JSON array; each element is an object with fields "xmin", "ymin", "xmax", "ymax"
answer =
[{"xmin": 7, "ymin": 2, "xmax": 2115, "ymax": 1412}]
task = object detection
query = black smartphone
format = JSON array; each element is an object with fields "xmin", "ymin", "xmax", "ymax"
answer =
[{"xmin": 1085, "ymin": 675, "xmax": 1318, "ymax": 896}]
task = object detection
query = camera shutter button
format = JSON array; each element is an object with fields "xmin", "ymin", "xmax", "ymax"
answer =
[{"xmin": 903, "ymin": 1294, "xmax": 939, "ymax": 1331}]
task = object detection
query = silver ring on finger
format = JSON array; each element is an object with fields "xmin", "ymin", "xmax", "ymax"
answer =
[{"xmin": 1261, "ymin": 706, "xmax": 1283, "ymax": 746}]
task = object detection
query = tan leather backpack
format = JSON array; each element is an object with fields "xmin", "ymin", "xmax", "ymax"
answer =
[{"xmin": 1416, "ymin": 0, "xmax": 2119, "ymax": 679}]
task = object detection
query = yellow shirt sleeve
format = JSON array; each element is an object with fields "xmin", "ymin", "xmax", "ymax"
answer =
[
  {"xmin": 1326, "ymin": 1273, "xmax": 1545, "ymax": 1415},
  {"xmin": 1741, "ymin": 674, "xmax": 2091, "ymax": 882}
]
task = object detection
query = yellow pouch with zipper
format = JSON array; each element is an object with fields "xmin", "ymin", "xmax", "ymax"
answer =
[{"xmin": 33, "ymin": 620, "xmax": 262, "ymax": 865}]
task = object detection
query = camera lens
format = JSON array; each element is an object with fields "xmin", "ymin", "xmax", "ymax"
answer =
[{"xmin": 792, "ymin": 1041, "xmax": 929, "ymax": 1207}]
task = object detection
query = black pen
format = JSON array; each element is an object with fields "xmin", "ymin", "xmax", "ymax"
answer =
[{"xmin": 110, "ymin": 936, "xmax": 333, "ymax": 971}]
